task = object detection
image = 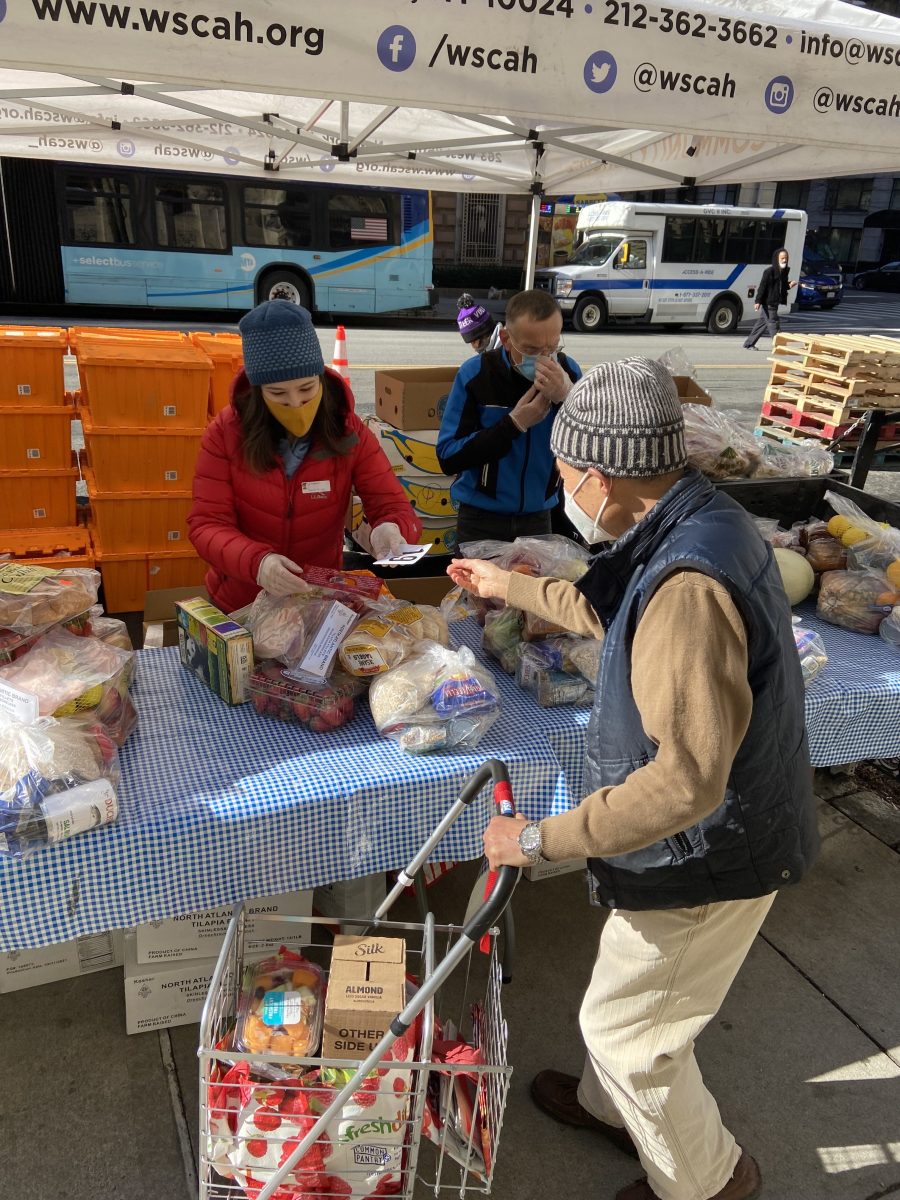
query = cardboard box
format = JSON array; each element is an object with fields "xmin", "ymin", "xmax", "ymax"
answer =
[
  {"xmin": 322, "ymin": 934, "xmax": 406, "ymax": 1061},
  {"xmin": 363, "ymin": 416, "xmax": 442, "ymax": 476},
  {"xmin": 0, "ymin": 930, "xmax": 124, "ymax": 993},
  {"xmin": 385, "ymin": 575, "xmax": 453, "ymax": 606},
  {"xmin": 375, "ymin": 367, "xmax": 458, "ymax": 431},
  {"xmin": 123, "ymin": 932, "xmax": 217, "ymax": 1034},
  {"xmin": 134, "ymin": 890, "xmax": 313, "ymax": 963},
  {"xmin": 175, "ymin": 596, "xmax": 253, "ymax": 704},
  {"xmin": 143, "ymin": 584, "xmax": 209, "ymax": 648},
  {"xmin": 523, "ymin": 858, "xmax": 588, "ymax": 883},
  {"xmin": 395, "ymin": 473, "xmax": 458, "ymax": 521},
  {"xmin": 673, "ymin": 376, "xmax": 713, "ymax": 406}
]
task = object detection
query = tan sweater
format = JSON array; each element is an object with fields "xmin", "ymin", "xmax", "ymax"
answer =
[{"xmin": 506, "ymin": 570, "xmax": 752, "ymax": 861}]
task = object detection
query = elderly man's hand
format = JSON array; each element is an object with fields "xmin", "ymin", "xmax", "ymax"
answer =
[
  {"xmin": 483, "ymin": 813, "xmax": 530, "ymax": 870},
  {"xmin": 534, "ymin": 356, "xmax": 572, "ymax": 405},
  {"xmin": 446, "ymin": 558, "xmax": 512, "ymax": 601}
]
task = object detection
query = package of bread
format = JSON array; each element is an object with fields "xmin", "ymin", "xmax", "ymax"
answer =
[
  {"xmin": 338, "ymin": 602, "xmax": 448, "ymax": 678},
  {"xmin": 0, "ymin": 565, "xmax": 100, "ymax": 634}
]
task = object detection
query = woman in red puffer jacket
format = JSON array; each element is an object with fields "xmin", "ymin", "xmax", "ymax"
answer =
[{"xmin": 188, "ymin": 300, "xmax": 421, "ymax": 613}]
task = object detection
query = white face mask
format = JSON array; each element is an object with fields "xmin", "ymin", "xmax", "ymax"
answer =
[{"xmin": 563, "ymin": 471, "xmax": 616, "ymax": 546}]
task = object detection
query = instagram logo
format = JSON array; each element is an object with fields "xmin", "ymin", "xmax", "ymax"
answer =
[{"xmin": 765, "ymin": 76, "xmax": 794, "ymax": 114}]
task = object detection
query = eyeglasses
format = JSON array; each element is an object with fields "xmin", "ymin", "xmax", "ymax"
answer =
[{"xmin": 506, "ymin": 332, "xmax": 565, "ymax": 358}]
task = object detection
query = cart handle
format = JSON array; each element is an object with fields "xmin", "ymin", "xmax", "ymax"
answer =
[{"xmin": 375, "ymin": 758, "xmax": 520, "ymax": 924}]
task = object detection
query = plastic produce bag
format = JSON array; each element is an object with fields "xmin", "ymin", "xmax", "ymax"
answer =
[
  {"xmin": 339, "ymin": 602, "xmax": 449, "ymax": 678},
  {"xmin": 755, "ymin": 437, "xmax": 833, "ymax": 479},
  {"xmin": 368, "ymin": 642, "xmax": 500, "ymax": 754},
  {"xmin": 244, "ymin": 593, "xmax": 361, "ymax": 683},
  {"xmin": 816, "ymin": 570, "xmax": 891, "ymax": 634},
  {"xmin": 683, "ymin": 404, "xmax": 762, "ymax": 480},
  {"xmin": 792, "ymin": 621, "xmax": 828, "ymax": 687},
  {"xmin": 0, "ymin": 565, "xmax": 100, "ymax": 634},
  {"xmin": 880, "ymin": 606, "xmax": 900, "ymax": 648},
  {"xmin": 0, "ymin": 715, "xmax": 119, "ymax": 859},
  {"xmin": 0, "ymin": 628, "xmax": 137, "ymax": 744},
  {"xmin": 825, "ymin": 492, "xmax": 900, "ymax": 585},
  {"xmin": 657, "ymin": 347, "xmax": 696, "ymax": 380},
  {"xmin": 481, "ymin": 607, "xmax": 524, "ymax": 674}
]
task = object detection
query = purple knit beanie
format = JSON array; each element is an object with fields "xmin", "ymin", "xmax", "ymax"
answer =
[{"xmin": 456, "ymin": 293, "xmax": 496, "ymax": 344}]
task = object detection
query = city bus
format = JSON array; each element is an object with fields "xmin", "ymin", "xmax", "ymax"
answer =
[
  {"xmin": 534, "ymin": 201, "xmax": 807, "ymax": 334},
  {"xmin": 0, "ymin": 157, "xmax": 433, "ymax": 314}
]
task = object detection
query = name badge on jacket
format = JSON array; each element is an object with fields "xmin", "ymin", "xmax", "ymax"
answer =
[{"xmin": 301, "ymin": 480, "xmax": 331, "ymax": 499}]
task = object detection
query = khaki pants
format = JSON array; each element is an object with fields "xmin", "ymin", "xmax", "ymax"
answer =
[{"xmin": 577, "ymin": 894, "xmax": 775, "ymax": 1200}]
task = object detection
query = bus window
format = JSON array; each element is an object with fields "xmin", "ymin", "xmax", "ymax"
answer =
[
  {"xmin": 662, "ymin": 217, "xmax": 696, "ymax": 261},
  {"xmin": 327, "ymin": 192, "xmax": 391, "ymax": 250},
  {"xmin": 616, "ymin": 239, "xmax": 647, "ymax": 270},
  {"xmin": 244, "ymin": 187, "xmax": 311, "ymax": 248},
  {"xmin": 754, "ymin": 220, "xmax": 787, "ymax": 263},
  {"xmin": 695, "ymin": 218, "xmax": 727, "ymax": 263},
  {"xmin": 154, "ymin": 181, "xmax": 228, "ymax": 251},
  {"xmin": 724, "ymin": 218, "xmax": 755, "ymax": 263},
  {"xmin": 64, "ymin": 172, "xmax": 134, "ymax": 246}
]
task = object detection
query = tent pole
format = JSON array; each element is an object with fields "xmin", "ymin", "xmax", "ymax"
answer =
[{"xmin": 523, "ymin": 192, "xmax": 541, "ymax": 290}]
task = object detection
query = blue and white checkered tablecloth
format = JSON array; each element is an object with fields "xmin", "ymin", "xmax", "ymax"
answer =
[{"xmin": 1, "ymin": 612, "xmax": 897, "ymax": 951}]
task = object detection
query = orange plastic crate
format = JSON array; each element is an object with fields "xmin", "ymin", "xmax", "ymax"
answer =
[
  {"xmin": 0, "ymin": 468, "xmax": 77, "ymax": 527},
  {"xmin": 189, "ymin": 332, "xmax": 243, "ymax": 417},
  {"xmin": 0, "ymin": 327, "xmax": 68, "ymax": 407},
  {"xmin": 0, "ymin": 405, "xmax": 75, "ymax": 471},
  {"xmin": 68, "ymin": 326, "xmax": 189, "ymax": 350},
  {"xmin": 74, "ymin": 341, "xmax": 211, "ymax": 429},
  {"xmin": 85, "ymin": 468, "xmax": 193, "ymax": 553},
  {"xmin": 92, "ymin": 526, "xmax": 207, "ymax": 612},
  {"xmin": 0, "ymin": 526, "xmax": 94, "ymax": 569},
  {"xmin": 81, "ymin": 412, "xmax": 204, "ymax": 492}
]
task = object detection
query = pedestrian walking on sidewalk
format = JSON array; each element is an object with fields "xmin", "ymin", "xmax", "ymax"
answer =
[
  {"xmin": 743, "ymin": 248, "xmax": 797, "ymax": 350},
  {"xmin": 448, "ymin": 356, "xmax": 819, "ymax": 1200}
]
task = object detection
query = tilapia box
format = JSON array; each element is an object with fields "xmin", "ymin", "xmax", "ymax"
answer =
[
  {"xmin": 175, "ymin": 597, "xmax": 253, "ymax": 704},
  {"xmin": 322, "ymin": 934, "xmax": 407, "ymax": 1061}
]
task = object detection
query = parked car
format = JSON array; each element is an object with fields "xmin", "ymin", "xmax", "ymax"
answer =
[
  {"xmin": 852, "ymin": 262, "xmax": 900, "ymax": 291},
  {"xmin": 797, "ymin": 259, "xmax": 843, "ymax": 310}
]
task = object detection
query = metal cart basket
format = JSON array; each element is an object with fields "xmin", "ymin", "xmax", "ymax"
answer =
[{"xmin": 199, "ymin": 759, "xmax": 519, "ymax": 1200}]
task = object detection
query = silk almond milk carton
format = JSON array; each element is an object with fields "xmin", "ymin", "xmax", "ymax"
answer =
[{"xmin": 322, "ymin": 934, "xmax": 406, "ymax": 1061}]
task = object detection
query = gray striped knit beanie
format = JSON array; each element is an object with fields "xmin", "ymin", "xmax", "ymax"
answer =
[
  {"xmin": 239, "ymin": 299, "xmax": 324, "ymax": 385},
  {"xmin": 551, "ymin": 357, "xmax": 686, "ymax": 478}
]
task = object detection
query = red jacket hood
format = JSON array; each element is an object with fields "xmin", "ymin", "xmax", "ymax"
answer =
[{"xmin": 228, "ymin": 365, "xmax": 357, "ymax": 417}]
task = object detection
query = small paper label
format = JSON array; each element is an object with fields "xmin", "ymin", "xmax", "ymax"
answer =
[
  {"xmin": 163, "ymin": 405, "xmax": 176, "ymax": 416},
  {"xmin": 261, "ymin": 990, "xmax": 303, "ymax": 1026},
  {"xmin": 26, "ymin": 448, "xmax": 41, "ymax": 460},
  {"xmin": 167, "ymin": 530, "xmax": 181, "ymax": 541},
  {"xmin": 344, "ymin": 645, "xmax": 388, "ymax": 674},
  {"xmin": 389, "ymin": 605, "xmax": 423, "ymax": 627},
  {"xmin": 32, "ymin": 508, "xmax": 47, "ymax": 519},
  {"xmin": 164, "ymin": 470, "xmax": 178, "ymax": 481},
  {"xmin": 287, "ymin": 601, "xmax": 357, "ymax": 683},
  {"xmin": 0, "ymin": 680, "xmax": 40, "ymax": 724},
  {"xmin": 301, "ymin": 480, "xmax": 331, "ymax": 494},
  {"xmin": 17, "ymin": 384, "xmax": 32, "ymax": 396},
  {"xmin": 0, "ymin": 563, "xmax": 59, "ymax": 595},
  {"xmin": 374, "ymin": 543, "xmax": 430, "ymax": 567}
]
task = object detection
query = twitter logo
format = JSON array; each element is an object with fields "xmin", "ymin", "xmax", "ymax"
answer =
[{"xmin": 583, "ymin": 51, "xmax": 618, "ymax": 94}]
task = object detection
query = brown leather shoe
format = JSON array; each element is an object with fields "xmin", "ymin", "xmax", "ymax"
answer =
[
  {"xmin": 530, "ymin": 1070, "xmax": 638, "ymax": 1159},
  {"xmin": 615, "ymin": 1149, "xmax": 762, "ymax": 1200}
]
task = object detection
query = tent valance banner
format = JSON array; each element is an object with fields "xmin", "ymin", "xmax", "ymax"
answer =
[{"xmin": 0, "ymin": 0, "xmax": 900, "ymax": 193}]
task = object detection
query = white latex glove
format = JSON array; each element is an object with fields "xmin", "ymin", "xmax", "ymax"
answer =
[
  {"xmin": 370, "ymin": 522, "xmax": 406, "ymax": 562},
  {"xmin": 256, "ymin": 553, "xmax": 308, "ymax": 596}
]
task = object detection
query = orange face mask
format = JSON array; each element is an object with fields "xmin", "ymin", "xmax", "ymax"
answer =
[{"xmin": 264, "ymin": 384, "xmax": 322, "ymax": 438}]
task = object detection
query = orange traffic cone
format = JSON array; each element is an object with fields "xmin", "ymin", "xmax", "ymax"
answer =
[{"xmin": 332, "ymin": 325, "xmax": 350, "ymax": 383}]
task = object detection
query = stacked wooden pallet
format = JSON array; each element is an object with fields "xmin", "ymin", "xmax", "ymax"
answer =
[{"xmin": 755, "ymin": 333, "xmax": 900, "ymax": 469}]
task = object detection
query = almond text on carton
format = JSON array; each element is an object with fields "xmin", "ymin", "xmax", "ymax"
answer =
[{"xmin": 322, "ymin": 934, "xmax": 406, "ymax": 1062}]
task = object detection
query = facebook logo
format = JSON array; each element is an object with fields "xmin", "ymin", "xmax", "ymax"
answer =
[{"xmin": 377, "ymin": 25, "xmax": 416, "ymax": 72}]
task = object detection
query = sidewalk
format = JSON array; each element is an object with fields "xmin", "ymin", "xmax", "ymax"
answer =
[{"xmin": 2, "ymin": 769, "xmax": 899, "ymax": 1200}]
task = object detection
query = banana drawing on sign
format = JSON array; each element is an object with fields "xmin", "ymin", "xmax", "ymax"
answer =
[
  {"xmin": 398, "ymin": 477, "xmax": 458, "ymax": 518},
  {"xmin": 379, "ymin": 427, "xmax": 443, "ymax": 476}
]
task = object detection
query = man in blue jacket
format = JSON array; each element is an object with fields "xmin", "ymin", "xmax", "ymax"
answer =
[{"xmin": 437, "ymin": 289, "xmax": 582, "ymax": 544}]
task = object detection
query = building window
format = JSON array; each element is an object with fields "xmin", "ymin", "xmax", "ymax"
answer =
[
  {"xmin": 64, "ymin": 172, "xmax": 134, "ymax": 245},
  {"xmin": 890, "ymin": 179, "xmax": 900, "ymax": 211},
  {"xmin": 155, "ymin": 181, "xmax": 228, "ymax": 250},
  {"xmin": 327, "ymin": 192, "xmax": 391, "ymax": 250},
  {"xmin": 459, "ymin": 194, "xmax": 504, "ymax": 264},
  {"xmin": 775, "ymin": 181, "xmax": 810, "ymax": 210},
  {"xmin": 808, "ymin": 227, "xmax": 861, "ymax": 264},
  {"xmin": 825, "ymin": 177, "xmax": 874, "ymax": 212},
  {"xmin": 244, "ymin": 187, "xmax": 311, "ymax": 248}
]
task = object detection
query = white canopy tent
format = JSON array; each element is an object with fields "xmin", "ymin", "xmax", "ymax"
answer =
[{"xmin": 2, "ymin": 0, "xmax": 900, "ymax": 281}]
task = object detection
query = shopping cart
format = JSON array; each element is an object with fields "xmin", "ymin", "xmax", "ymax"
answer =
[{"xmin": 198, "ymin": 758, "xmax": 520, "ymax": 1200}]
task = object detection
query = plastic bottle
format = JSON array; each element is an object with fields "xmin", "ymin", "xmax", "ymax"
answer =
[{"xmin": 0, "ymin": 778, "xmax": 118, "ymax": 858}]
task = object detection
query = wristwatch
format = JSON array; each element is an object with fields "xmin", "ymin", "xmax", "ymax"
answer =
[{"xmin": 517, "ymin": 821, "xmax": 544, "ymax": 865}]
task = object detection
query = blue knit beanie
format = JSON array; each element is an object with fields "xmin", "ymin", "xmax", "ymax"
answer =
[{"xmin": 238, "ymin": 300, "xmax": 325, "ymax": 385}]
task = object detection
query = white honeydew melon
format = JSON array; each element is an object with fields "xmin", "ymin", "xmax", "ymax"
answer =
[{"xmin": 773, "ymin": 547, "xmax": 815, "ymax": 605}]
